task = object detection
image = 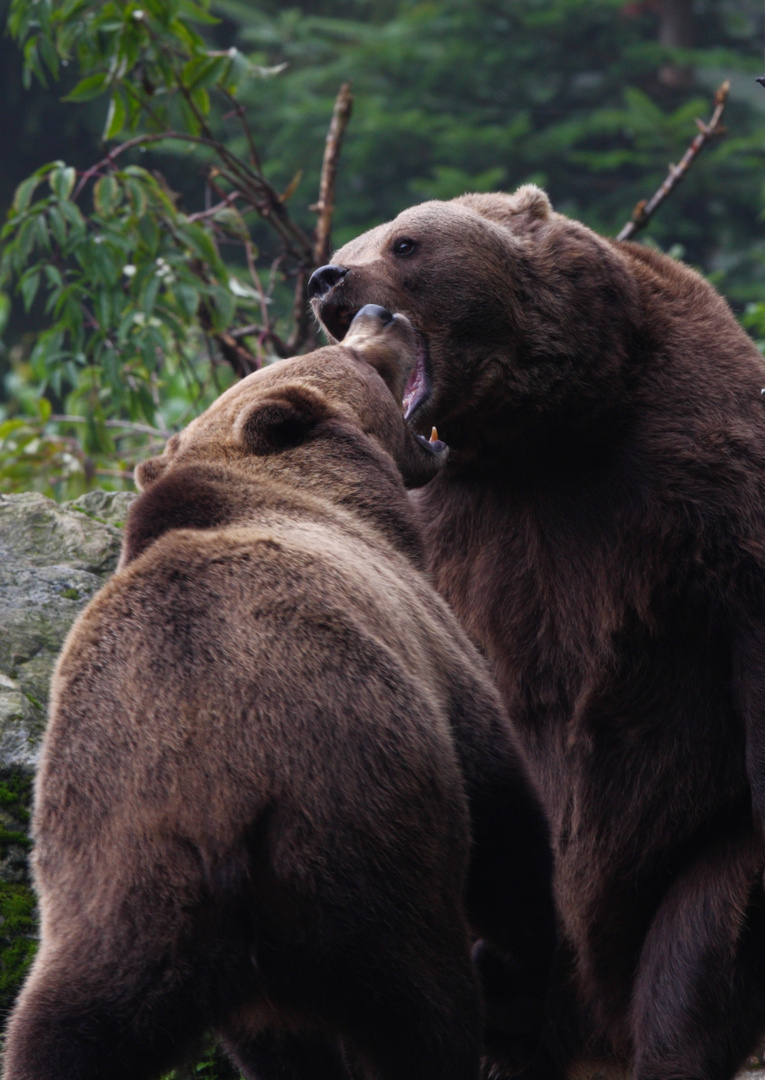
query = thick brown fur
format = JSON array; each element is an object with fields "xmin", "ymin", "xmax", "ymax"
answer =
[
  {"xmin": 2, "ymin": 309, "xmax": 555, "ymax": 1080},
  {"xmin": 310, "ymin": 190, "xmax": 765, "ymax": 1080}
]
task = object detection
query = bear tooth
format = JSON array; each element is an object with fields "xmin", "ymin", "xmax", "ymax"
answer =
[{"xmin": 430, "ymin": 426, "xmax": 439, "ymax": 443}]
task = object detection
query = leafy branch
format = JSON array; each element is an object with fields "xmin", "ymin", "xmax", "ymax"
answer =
[{"xmin": 1, "ymin": 0, "xmax": 352, "ymax": 495}]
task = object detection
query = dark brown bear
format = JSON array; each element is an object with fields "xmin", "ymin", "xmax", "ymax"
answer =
[
  {"xmin": 2, "ymin": 307, "xmax": 555, "ymax": 1080},
  {"xmin": 310, "ymin": 189, "xmax": 765, "ymax": 1080}
]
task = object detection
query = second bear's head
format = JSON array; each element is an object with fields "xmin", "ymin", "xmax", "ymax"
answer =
[{"xmin": 123, "ymin": 306, "xmax": 448, "ymax": 566}]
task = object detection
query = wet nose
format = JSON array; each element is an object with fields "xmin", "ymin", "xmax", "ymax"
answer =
[{"xmin": 307, "ymin": 264, "xmax": 349, "ymax": 300}]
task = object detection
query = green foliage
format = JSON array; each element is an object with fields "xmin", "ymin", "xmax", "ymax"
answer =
[
  {"xmin": 741, "ymin": 301, "xmax": 765, "ymax": 355},
  {"xmin": 160, "ymin": 1043, "xmax": 244, "ymax": 1079},
  {"xmin": 1, "ymin": 0, "xmax": 330, "ymax": 495},
  {"xmin": 0, "ymin": 883, "xmax": 37, "ymax": 1017},
  {"xmin": 0, "ymin": 771, "xmax": 36, "ymax": 1019},
  {"xmin": 216, "ymin": 0, "xmax": 765, "ymax": 280}
]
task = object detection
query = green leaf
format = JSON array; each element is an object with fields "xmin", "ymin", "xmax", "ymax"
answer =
[
  {"xmin": 177, "ymin": 0, "xmax": 220, "ymax": 25},
  {"xmin": 212, "ymin": 207, "xmax": 251, "ymax": 242},
  {"xmin": 13, "ymin": 176, "xmax": 40, "ymax": 215},
  {"xmin": 92, "ymin": 242, "xmax": 121, "ymax": 287},
  {"xmin": 63, "ymin": 72, "xmax": 109, "ymax": 102},
  {"xmin": 180, "ymin": 223, "xmax": 223, "ymax": 275},
  {"xmin": 190, "ymin": 85, "xmax": 210, "ymax": 116},
  {"xmin": 34, "ymin": 214, "xmax": 52, "ymax": 252},
  {"xmin": 59, "ymin": 201, "xmax": 86, "ymax": 236},
  {"xmin": 174, "ymin": 283, "xmax": 200, "ymax": 318},
  {"xmin": 84, "ymin": 407, "xmax": 115, "ymax": 456},
  {"xmin": 0, "ymin": 293, "xmax": 10, "ymax": 337},
  {"xmin": 43, "ymin": 265, "xmax": 64, "ymax": 289},
  {"xmin": 94, "ymin": 288, "xmax": 112, "ymax": 331},
  {"xmin": 93, "ymin": 175, "xmax": 122, "ymax": 217},
  {"xmin": 20, "ymin": 271, "xmax": 40, "ymax": 312},
  {"xmin": 38, "ymin": 398, "xmax": 52, "ymax": 424},
  {"xmin": 0, "ymin": 419, "xmax": 29, "ymax": 440},
  {"xmin": 181, "ymin": 54, "xmax": 226, "ymax": 91},
  {"xmin": 137, "ymin": 213, "xmax": 160, "ymax": 254},
  {"xmin": 103, "ymin": 91, "xmax": 127, "ymax": 140},
  {"xmin": 48, "ymin": 206, "xmax": 68, "ymax": 248},
  {"xmin": 141, "ymin": 274, "xmax": 161, "ymax": 316},
  {"xmin": 23, "ymin": 37, "xmax": 47, "ymax": 89},
  {"xmin": 14, "ymin": 217, "xmax": 39, "ymax": 267},
  {"xmin": 38, "ymin": 34, "xmax": 60, "ymax": 80},
  {"xmin": 125, "ymin": 179, "xmax": 148, "ymax": 217},
  {"xmin": 50, "ymin": 166, "xmax": 77, "ymax": 202},
  {"xmin": 208, "ymin": 284, "xmax": 234, "ymax": 330}
]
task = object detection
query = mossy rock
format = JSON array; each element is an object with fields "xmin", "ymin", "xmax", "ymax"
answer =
[
  {"xmin": 0, "ymin": 490, "xmax": 135, "ymax": 770},
  {"xmin": 0, "ymin": 491, "xmax": 136, "ymax": 1026}
]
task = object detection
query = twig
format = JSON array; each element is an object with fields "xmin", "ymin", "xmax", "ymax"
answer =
[
  {"xmin": 312, "ymin": 83, "xmax": 353, "ymax": 267},
  {"xmin": 187, "ymin": 190, "xmax": 243, "ymax": 224},
  {"xmin": 617, "ymin": 80, "xmax": 729, "ymax": 242},
  {"xmin": 94, "ymin": 468, "xmax": 136, "ymax": 480},
  {"xmin": 50, "ymin": 415, "xmax": 169, "ymax": 437},
  {"xmin": 286, "ymin": 265, "xmax": 314, "ymax": 355},
  {"xmin": 221, "ymin": 88, "xmax": 262, "ymax": 172}
]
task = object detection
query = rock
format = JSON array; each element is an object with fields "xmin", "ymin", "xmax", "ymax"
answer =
[
  {"xmin": 0, "ymin": 489, "xmax": 136, "ymax": 1017},
  {"xmin": 0, "ymin": 490, "xmax": 135, "ymax": 770}
]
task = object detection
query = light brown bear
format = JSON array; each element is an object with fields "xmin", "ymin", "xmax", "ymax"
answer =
[
  {"xmin": 2, "ymin": 307, "xmax": 555, "ymax": 1080},
  {"xmin": 309, "ymin": 191, "xmax": 765, "ymax": 1080}
]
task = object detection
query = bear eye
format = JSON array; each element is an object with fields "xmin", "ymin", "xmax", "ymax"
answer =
[{"xmin": 393, "ymin": 238, "xmax": 416, "ymax": 257}]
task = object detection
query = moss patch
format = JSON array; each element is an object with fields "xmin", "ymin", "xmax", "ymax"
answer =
[{"xmin": 0, "ymin": 882, "xmax": 37, "ymax": 1016}]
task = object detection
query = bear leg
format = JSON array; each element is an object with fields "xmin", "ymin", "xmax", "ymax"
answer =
[
  {"xmin": 2, "ymin": 929, "xmax": 223, "ymax": 1080},
  {"xmin": 630, "ymin": 828, "xmax": 765, "ymax": 1080},
  {"xmin": 220, "ymin": 1028, "xmax": 352, "ymax": 1080},
  {"xmin": 340, "ymin": 952, "xmax": 483, "ymax": 1080}
]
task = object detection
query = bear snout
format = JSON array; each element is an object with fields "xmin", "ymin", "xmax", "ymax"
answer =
[
  {"xmin": 308, "ymin": 263, "xmax": 349, "ymax": 299},
  {"xmin": 352, "ymin": 303, "xmax": 395, "ymax": 327}
]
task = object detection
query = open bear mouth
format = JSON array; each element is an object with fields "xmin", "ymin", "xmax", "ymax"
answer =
[{"xmin": 402, "ymin": 336, "xmax": 432, "ymax": 424}]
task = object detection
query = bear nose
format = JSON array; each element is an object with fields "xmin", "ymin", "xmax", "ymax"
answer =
[{"xmin": 308, "ymin": 264, "xmax": 349, "ymax": 300}]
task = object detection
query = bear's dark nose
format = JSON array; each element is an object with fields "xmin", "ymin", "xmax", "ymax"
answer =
[{"xmin": 308, "ymin": 264, "xmax": 349, "ymax": 300}]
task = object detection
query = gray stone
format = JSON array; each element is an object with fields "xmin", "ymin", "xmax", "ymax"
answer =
[{"xmin": 0, "ymin": 490, "xmax": 135, "ymax": 770}]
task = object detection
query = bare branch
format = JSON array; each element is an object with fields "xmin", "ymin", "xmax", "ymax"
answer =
[
  {"xmin": 50, "ymin": 415, "xmax": 169, "ymax": 437},
  {"xmin": 286, "ymin": 266, "xmax": 317, "ymax": 355},
  {"xmin": 312, "ymin": 83, "xmax": 354, "ymax": 267},
  {"xmin": 221, "ymin": 88, "xmax": 262, "ymax": 172},
  {"xmin": 617, "ymin": 80, "xmax": 729, "ymax": 243}
]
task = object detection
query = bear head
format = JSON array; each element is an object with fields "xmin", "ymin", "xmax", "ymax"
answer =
[
  {"xmin": 123, "ymin": 306, "xmax": 447, "ymax": 565},
  {"xmin": 309, "ymin": 186, "xmax": 644, "ymax": 454}
]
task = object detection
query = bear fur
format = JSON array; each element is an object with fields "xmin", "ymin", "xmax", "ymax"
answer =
[
  {"xmin": 2, "ymin": 307, "xmax": 555, "ymax": 1080},
  {"xmin": 310, "ymin": 191, "xmax": 765, "ymax": 1080}
]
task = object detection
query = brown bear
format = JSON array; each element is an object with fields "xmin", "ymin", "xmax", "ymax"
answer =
[
  {"xmin": 309, "ymin": 191, "xmax": 765, "ymax": 1080},
  {"xmin": 2, "ymin": 306, "xmax": 555, "ymax": 1080}
]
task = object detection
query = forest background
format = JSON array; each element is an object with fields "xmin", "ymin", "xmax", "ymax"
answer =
[{"xmin": 0, "ymin": 0, "xmax": 764, "ymax": 495}]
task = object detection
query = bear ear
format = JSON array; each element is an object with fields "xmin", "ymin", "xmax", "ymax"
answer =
[
  {"xmin": 235, "ymin": 384, "xmax": 333, "ymax": 455},
  {"xmin": 134, "ymin": 456, "xmax": 168, "ymax": 491},
  {"xmin": 455, "ymin": 184, "xmax": 552, "ymax": 227}
]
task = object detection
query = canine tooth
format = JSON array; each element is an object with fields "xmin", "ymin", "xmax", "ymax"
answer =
[{"xmin": 429, "ymin": 427, "xmax": 439, "ymax": 443}]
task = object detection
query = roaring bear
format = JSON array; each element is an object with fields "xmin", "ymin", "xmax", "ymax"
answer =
[
  {"xmin": 309, "ymin": 191, "xmax": 765, "ymax": 1080},
  {"xmin": 3, "ymin": 307, "xmax": 555, "ymax": 1080}
]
